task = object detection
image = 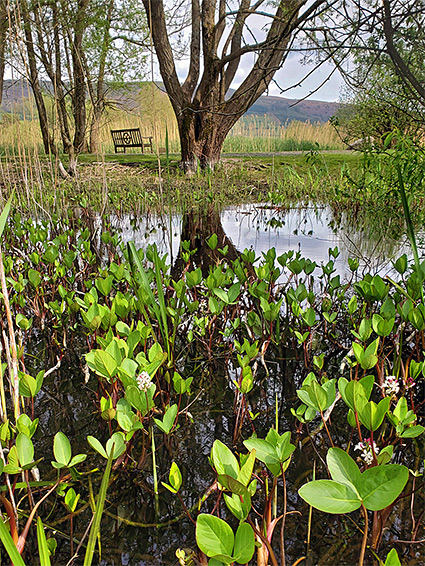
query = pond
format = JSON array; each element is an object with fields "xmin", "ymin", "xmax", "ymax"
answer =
[
  {"xmin": 2, "ymin": 202, "xmax": 424, "ymax": 566},
  {"xmin": 113, "ymin": 203, "xmax": 413, "ymax": 278}
]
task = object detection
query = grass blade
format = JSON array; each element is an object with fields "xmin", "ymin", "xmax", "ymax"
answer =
[
  {"xmin": 36, "ymin": 517, "xmax": 51, "ymax": 566},
  {"xmin": 0, "ymin": 193, "xmax": 13, "ymax": 240},
  {"xmin": 396, "ymin": 163, "xmax": 424, "ymax": 304},
  {"xmin": 0, "ymin": 516, "xmax": 26, "ymax": 566},
  {"xmin": 83, "ymin": 449, "xmax": 114, "ymax": 566}
]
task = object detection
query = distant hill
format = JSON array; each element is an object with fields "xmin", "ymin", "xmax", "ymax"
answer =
[
  {"xmin": 1, "ymin": 79, "xmax": 340, "ymax": 124},
  {"xmin": 245, "ymin": 94, "xmax": 340, "ymax": 124}
]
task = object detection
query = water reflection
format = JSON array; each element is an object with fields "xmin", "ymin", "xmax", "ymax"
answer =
[{"xmin": 111, "ymin": 203, "xmax": 414, "ymax": 278}]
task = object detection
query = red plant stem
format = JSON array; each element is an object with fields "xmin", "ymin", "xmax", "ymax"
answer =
[
  {"xmin": 359, "ymin": 503, "xmax": 368, "ymax": 566},
  {"xmin": 0, "ymin": 494, "xmax": 18, "ymax": 544},
  {"xmin": 320, "ymin": 411, "xmax": 334, "ymax": 447},
  {"xmin": 246, "ymin": 516, "xmax": 278, "ymax": 566},
  {"xmin": 280, "ymin": 466, "xmax": 287, "ymax": 566}
]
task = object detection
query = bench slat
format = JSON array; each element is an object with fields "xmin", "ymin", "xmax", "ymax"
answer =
[{"xmin": 110, "ymin": 128, "xmax": 153, "ymax": 153}]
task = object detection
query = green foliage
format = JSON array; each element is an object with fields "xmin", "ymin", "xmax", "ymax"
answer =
[
  {"xmin": 299, "ymin": 448, "xmax": 409, "ymax": 513},
  {"xmin": 195, "ymin": 515, "xmax": 255, "ymax": 565}
]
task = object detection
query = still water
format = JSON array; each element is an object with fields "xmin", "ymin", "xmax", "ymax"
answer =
[{"xmin": 113, "ymin": 203, "xmax": 412, "ymax": 279}]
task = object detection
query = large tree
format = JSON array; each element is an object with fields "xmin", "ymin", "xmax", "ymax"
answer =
[{"xmin": 142, "ymin": 0, "xmax": 331, "ymax": 171}]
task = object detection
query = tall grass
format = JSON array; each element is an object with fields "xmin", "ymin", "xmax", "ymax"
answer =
[
  {"xmin": 1, "ymin": 86, "xmax": 343, "ymax": 157},
  {"xmin": 223, "ymin": 115, "xmax": 344, "ymax": 152}
]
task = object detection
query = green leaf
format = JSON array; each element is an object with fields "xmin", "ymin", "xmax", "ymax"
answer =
[
  {"xmin": 217, "ymin": 475, "xmax": 249, "ymax": 498},
  {"xmin": 83, "ymin": 448, "xmax": 115, "ymax": 566},
  {"xmin": 0, "ymin": 516, "xmax": 26, "ymax": 566},
  {"xmin": 223, "ymin": 492, "xmax": 251, "ymax": 521},
  {"xmin": 243, "ymin": 439, "xmax": 278, "ymax": 466},
  {"xmin": 384, "ymin": 548, "xmax": 401, "ymax": 566},
  {"xmin": 400, "ymin": 425, "xmax": 425, "ymax": 438},
  {"xmin": 211, "ymin": 440, "xmax": 239, "ymax": 479},
  {"xmin": 377, "ymin": 445, "xmax": 394, "ymax": 465},
  {"xmin": 106, "ymin": 433, "xmax": 126, "ymax": 460},
  {"xmin": 68, "ymin": 454, "xmax": 87, "ymax": 468},
  {"xmin": 53, "ymin": 432, "xmax": 71, "ymax": 467},
  {"xmin": 0, "ymin": 194, "xmax": 13, "ymax": 240},
  {"xmin": 169, "ymin": 461, "xmax": 182, "ymax": 492},
  {"xmin": 37, "ymin": 517, "xmax": 51, "ymax": 566},
  {"xmin": 298, "ymin": 480, "xmax": 361, "ymax": 514},
  {"xmin": 65, "ymin": 488, "xmax": 80, "ymax": 513},
  {"xmin": 87, "ymin": 436, "xmax": 107, "ymax": 459},
  {"xmin": 327, "ymin": 448, "xmax": 361, "ymax": 491},
  {"xmin": 16, "ymin": 433, "xmax": 34, "ymax": 468},
  {"xmin": 4, "ymin": 445, "xmax": 20, "ymax": 474},
  {"xmin": 92, "ymin": 350, "xmax": 118, "ymax": 380},
  {"xmin": 358, "ymin": 397, "xmax": 390, "ymax": 431},
  {"xmin": 309, "ymin": 381, "xmax": 328, "ymax": 412},
  {"xmin": 233, "ymin": 523, "xmax": 255, "ymax": 564},
  {"xmin": 359, "ymin": 465, "xmax": 409, "ymax": 511},
  {"xmin": 196, "ymin": 514, "xmax": 234, "ymax": 558},
  {"xmin": 154, "ymin": 404, "xmax": 178, "ymax": 434},
  {"xmin": 238, "ymin": 450, "xmax": 256, "ymax": 487}
]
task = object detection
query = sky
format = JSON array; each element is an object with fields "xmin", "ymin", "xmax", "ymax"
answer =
[
  {"xmin": 172, "ymin": 50, "xmax": 345, "ymax": 103},
  {"xmin": 169, "ymin": 9, "xmax": 347, "ymax": 104}
]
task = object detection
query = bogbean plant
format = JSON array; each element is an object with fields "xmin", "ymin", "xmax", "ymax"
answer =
[{"xmin": 0, "ymin": 202, "xmax": 424, "ymax": 564}]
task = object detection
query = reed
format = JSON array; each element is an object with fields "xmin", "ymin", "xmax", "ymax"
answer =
[{"xmin": 224, "ymin": 115, "xmax": 344, "ymax": 152}]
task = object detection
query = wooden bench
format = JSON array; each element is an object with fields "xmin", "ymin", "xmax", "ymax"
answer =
[{"xmin": 110, "ymin": 128, "xmax": 153, "ymax": 153}]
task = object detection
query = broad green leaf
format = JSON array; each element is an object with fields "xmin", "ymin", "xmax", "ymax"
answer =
[
  {"xmin": 296, "ymin": 388, "xmax": 316, "ymax": 410},
  {"xmin": 308, "ymin": 381, "xmax": 327, "ymax": 413},
  {"xmin": 4, "ymin": 446, "xmax": 20, "ymax": 474},
  {"xmin": 359, "ymin": 465, "xmax": 409, "ymax": 511},
  {"xmin": 16, "ymin": 433, "xmax": 34, "ymax": 468},
  {"xmin": 400, "ymin": 425, "xmax": 424, "ymax": 438},
  {"xmin": 298, "ymin": 480, "xmax": 360, "ymax": 514},
  {"xmin": 358, "ymin": 397, "xmax": 390, "ymax": 431},
  {"xmin": 106, "ymin": 433, "xmax": 126, "ymax": 459},
  {"xmin": 53, "ymin": 432, "xmax": 71, "ymax": 467},
  {"xmin": 196, "ymin": 514, "xmax": 234, "ymax": 558},
  {"xmin": 217, "ymin": 475, "xmax": 249, "ymax": 497},
  {"xmin": 340, "ymin": 379, "xmax": 367, "ymax": 412},
  {"xmin": 384, "ymin": 548, "xmax": 401, "ymax": 566},
  {"xmin": 162, "ymin": 404, "xmax": 178, "ymax": 433},
  {"xmin": 211, "ymin": 440, "xmax": 239, "ymax": 479},
  {"xmin": 238, "ymin": 450, "xmax": 256, "ymax": 487},
  {"xmin": 223, "ymin": 492, "xmax": 251, "ymax": 521},
  {"xmin": 87, "ymin": 436, "xmax": 107, "ymax": 459},
  {"xmin": 169, "ymin": 462, "xmax": 182, "ymax": 491},
  {"xmin": 233, "ymin": 522, "xmax": 255, "ymax": 564},
  {"xmin": 377, "ymin": 445, "xmax": 393, "ymax": 465},
  {"xmin": 327, "ymin": 448, "xmax": 360, "ymax": 491},
  {"xmin": 243, "ymin": 439, "xmax": 278, "ymax": 465},
  {"xmin": 68, "ymin": 454, "xmax": 87, "ymax": 468},
  {"xmin": 93, "ymin": 350, "xmax": 118, "ymax": 380}
]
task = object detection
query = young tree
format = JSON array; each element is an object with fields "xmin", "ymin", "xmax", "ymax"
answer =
[
  {"xmin": 313, "ymin": 0, "xmax": 425, "ymax": 139},
  {"xmin": 142, "ymin": 0, "xmax": 331, "ymax": 171}
]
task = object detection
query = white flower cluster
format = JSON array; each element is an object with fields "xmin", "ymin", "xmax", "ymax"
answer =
[
  {"xmin": 354, "ymin": 438, "xmax": 379, "ymax": 465},
  {"xmin": 382, "ymin": 375, "xmax": 399, "ymax": 397},
  {"xmin": 136, "ymin": 371, "xmax": 152, "ymax": 392}
]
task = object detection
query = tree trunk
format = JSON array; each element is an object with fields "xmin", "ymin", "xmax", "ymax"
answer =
[
  {"xmin": 143, "ymin": 0, "xmax": 308, "ymax": 172},
  {"xmin": 178, "ymin": 107, "xmax": 241, "ymax": 172}
]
